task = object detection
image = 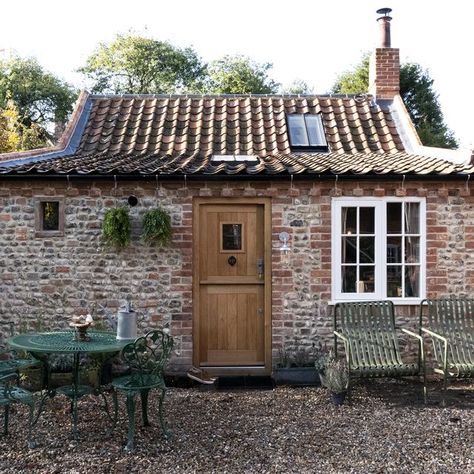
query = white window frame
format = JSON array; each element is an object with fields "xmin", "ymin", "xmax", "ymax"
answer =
[{"xmin": 331, "ymin": 197, "xmax": 426, "ymax": 304}]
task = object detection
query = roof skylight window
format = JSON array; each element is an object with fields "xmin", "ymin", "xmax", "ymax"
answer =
[
  {"xmin": 287, "ymin": 114, "xmax": 327, "ymax": 151},
  {"xmin": 211, "ymin": 155, "xmax": 258, "ymax": 163}
]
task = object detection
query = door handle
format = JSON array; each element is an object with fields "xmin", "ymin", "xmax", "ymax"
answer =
[
  {"xmin": 257, "ymin": 308, "xmax": 264, "ymax": 317},
  {"xmin": 257, "ymin": 258, "xmax": 264, "ymax": 279}
]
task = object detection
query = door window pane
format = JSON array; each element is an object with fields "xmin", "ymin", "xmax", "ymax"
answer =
[{"xmin": 222, "ymin": 224, "xmax": 242, "ymax": 250}]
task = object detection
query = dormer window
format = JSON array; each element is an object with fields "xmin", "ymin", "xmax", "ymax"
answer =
[{"xmin": 287, "ymin": 114, "xmax": 327, "ymax": 151}]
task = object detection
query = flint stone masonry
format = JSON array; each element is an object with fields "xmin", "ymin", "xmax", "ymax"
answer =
[{"xmin": 0, "ymin": 178, "xmax": 473, "ymax": 372}]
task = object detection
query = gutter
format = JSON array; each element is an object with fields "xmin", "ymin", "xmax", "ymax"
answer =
[{"xmin": 0, "ymin": 172, "xmax": 471, "ymax": 182}]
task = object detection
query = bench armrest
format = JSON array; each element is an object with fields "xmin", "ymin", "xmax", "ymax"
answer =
[
  {"xmin": 421, "ymin": 327, "xmax": 448, "ymax": 343},
  {"xmin": 400, "ymin": 327, "xmax": 422, "ymax": 342},
  {"xmin": 333, "ymin": 330, "xmax": 349, "ymax": 343},
  {"xmin": 333, "ymin": 330, "xmax": 351, "ymax": 369}
]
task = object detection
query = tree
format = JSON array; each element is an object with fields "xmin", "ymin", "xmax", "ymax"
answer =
[
  {"xmin": 79, "ymin": 35, "xmax": 207, "ymax": 94},
  {"xmin": 281, "ymin": 79, "xmax": 314, "ymax": 95},
  {"xmin": 332, "ymin": 55, "xmax": 457, "ymax": 148},
  {"xmin": 207, "ymin": 55, "xmax": 279, "ymax": 94},
  {"xmin": 0, "ymin": 101, "xmax": 45, "ymax": 153},
  {"xmin": 0, "ymin": 57, "xmax": 77, "ymax": 133}
]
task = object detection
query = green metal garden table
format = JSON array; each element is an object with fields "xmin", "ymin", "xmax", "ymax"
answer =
[{"xmin": 8, "ymin": 330, "xmax": 128, "ymax": 437}]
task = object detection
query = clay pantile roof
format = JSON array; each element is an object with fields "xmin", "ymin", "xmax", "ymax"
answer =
[{"xmin": 0, "ymin": 93, "xmax": 472, "ymax": 177}]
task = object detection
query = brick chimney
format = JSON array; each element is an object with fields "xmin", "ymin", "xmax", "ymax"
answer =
[{"xmin": 369, "ymin": 8, "xmax": 400, "ymax": 100}]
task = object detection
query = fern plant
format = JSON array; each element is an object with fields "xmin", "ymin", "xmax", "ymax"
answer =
[
  {"xmin": 102, "ymin": 206, "xmax": 131, "ymax": 251},
  {"xmin": 142, "ymin": 207, "xmax": 172, "ymax": 247}
]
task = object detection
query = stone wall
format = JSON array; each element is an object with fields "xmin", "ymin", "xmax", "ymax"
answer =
[{"xmin": 0, "ymin": 177, "xmax": 472, "ymax": 372}]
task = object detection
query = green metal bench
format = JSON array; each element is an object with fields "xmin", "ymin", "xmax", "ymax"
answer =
[
  {"xmin": 334, "ymin": 301, "xmax": 426, "ymax": 400},
  {"xmin": 112, "ymin": 330, "xmax": 174, "ymax": 451},
  {"xmin": 420, "ymin": 297, "xmax": 474, "ymax": 404},
  {"xmin": 0, "ymin": 372, "xmax": 35, "ymax": 447}
]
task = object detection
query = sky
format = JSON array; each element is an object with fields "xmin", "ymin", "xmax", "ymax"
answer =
[{"xmin": 1, "ymin": 0, "xmax": 473, "ymax": 148}]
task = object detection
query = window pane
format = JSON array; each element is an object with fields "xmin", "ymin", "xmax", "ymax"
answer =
[
  {"xmin": 405, "ymin": 266, "xmax": 419, "ymax": 297},
  {"xmin": 342, "ymin": 207, "xmax": 356, "ymax": 234},
  {"xmin": 405, "ymin": 236, "xmax": 420, "ymax": 263},
  {"xmin": 359, "ymin": 207, "xmax": 374, "ymax": 234},
  {"xmin": 305, "ymin": 115, "xmax": 326, "ymax": 146},
  {"xmin": 287, "ymin": 114, "xmax": 308, "ymax": 146},
  {"xmin": 342, "ymin": 237, "xmax": 357, "ymax": 263},
  {"xmin": 387, "ymin": 266, "xmax": 402, "ymax": 297},
  {"xmin": 387, "ymin": 237, "xmax": 402, "ymax": 263},
  {"xmin": 359, "ymin": 237, "xmax": 374, "ymax": 263},
  {"xmin": 387, "ymin": 202, "xmax": 402, "ymax": 233},
  {"xmin": 405, "ymin": 202, "xmax": 420, "ymax": 234},
  {"xmin": 359, "ymin": 266, "xmax": 375, "ymax": 292},
  {"xmin": 342, "ymin": 266, "xmax": 357, "ymax": 293},
  {"xmin": 42, "ymin": 202, "xmax": 59, "ymax": 231}
]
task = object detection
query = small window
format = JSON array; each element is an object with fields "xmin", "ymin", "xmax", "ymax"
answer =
[
  {"xmin": 287, "ymin": 114, "xmax": 327, "ymax": 151},
  {"xmin": 35, "ymin": 198, "xmax": 64, "ymax": 237}
]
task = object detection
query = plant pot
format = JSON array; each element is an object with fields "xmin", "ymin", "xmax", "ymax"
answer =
[
  {"xmin": 272, "ymin": 367, "xmax": 321, "ymax": 387},
  {"xmin": 331, "ymin": 391, "xmax": 347, "ymax": 406},
  {"xmin": 19, "ymin": 365, "xmax": 45, "ymax": 392},
  {"xmin": 49, "ymin": 367, "xmax": 100, "ymax": 389}
]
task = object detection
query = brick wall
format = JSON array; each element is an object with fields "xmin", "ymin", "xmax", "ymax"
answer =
[{"xmin": 0, "ymin": 178, "xmax": 472, "ymax": 372}]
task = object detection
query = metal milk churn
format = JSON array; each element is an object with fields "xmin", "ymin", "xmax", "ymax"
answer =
[{"xmin": 116, "ymin": 299, "xmax": 137, "ymax": 340}]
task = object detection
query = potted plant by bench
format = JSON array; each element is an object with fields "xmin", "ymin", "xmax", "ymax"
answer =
[
  {"xmin": 273, "ymin": 340, "xmax": 324, "ymax": 386},
  {"xmin": 320, "ymin": 356, "xmax": 349, "ymax": 405}
]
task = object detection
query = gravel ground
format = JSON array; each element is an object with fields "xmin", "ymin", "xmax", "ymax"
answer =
[{"xmin": 0, "ymin": 379, "xmax": 472, "ymax": 474}]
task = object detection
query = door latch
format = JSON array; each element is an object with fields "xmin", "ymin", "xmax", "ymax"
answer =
[{"xmin": 256, "ymin": 258, "xmax": 264, "ymax": 279}]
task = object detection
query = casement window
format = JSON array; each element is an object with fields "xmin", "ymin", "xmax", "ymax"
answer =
[
  {"xmin": 331, "ymin": 197, "xmax": 426, "ymax": 303},
  {"xmin": 35, "ymin": 198, "xmax": 65, "ymax": 237},
  {"xmin": 287, "ymin": 114, "xmax": 328, "ymax": 151}
]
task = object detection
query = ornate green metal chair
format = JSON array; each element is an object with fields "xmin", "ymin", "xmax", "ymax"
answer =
[
  {"xmin": 420, "ymin": 297, "xmax": 474, "ymax": 404},
  {"xmin": 334, "ymin": 301, "xmax": 426, "ymax": 401},
  {"xmin": 0, "ymin": 372, "xmax": 35, "ymax": 447},
  {"xmin": 0, "ymin": 322, "xmax": 41, "ymax": 377},
  {"xmin": 112, "ymin": 330, "xmax": 174, "ymax": 451}
]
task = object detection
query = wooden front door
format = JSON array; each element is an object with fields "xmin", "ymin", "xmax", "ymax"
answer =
[{"xmin": 193, "ymin": 199, "xmax": 271, "ymax": 373}]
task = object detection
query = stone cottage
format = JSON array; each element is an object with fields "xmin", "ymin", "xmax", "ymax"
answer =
[{"xmin": 0, "ymin": 12, "xmax": 473, "ymax": 375}]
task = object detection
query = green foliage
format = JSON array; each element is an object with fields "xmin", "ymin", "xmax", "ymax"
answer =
[
  {"xmin": 281, "ymin": 79, "xmax": 314, "ymax": 95},
  {"xmin": 331, "ymin": 54, "xmax": 457, "ymax": 149},
  {"xmin": 142, "ymin": 207, "xmax": 172, "ymax": 247},
  {"xmin": 79, "ymin": 34, "xmax": 207, "ymax": 94},
  {"xmin": 0, "ymin": 56, "xmax": 77, "ymax": 147},
  {"xmin": 207, "ymin": 55, "xmax": 279, "ymax": 94},
  {"xmin": 102, "ymin": 206, "xmax": 131, "ymax": 251},
  {"xmin": 332, "ymin": 54, "xmax": 370, "ymax": 95},
  {"xmin": 400, "ymin": 63, "xmax": 457, "ymax": 149}
]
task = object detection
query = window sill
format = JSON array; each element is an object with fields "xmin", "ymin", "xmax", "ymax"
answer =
[
  {"xmin": 35, "ymin": 231, "xmax": 64, "ymax": 238},
  {"xmin": 328, "ymin": 298, "xmax": 424, "ymax": 306}
]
